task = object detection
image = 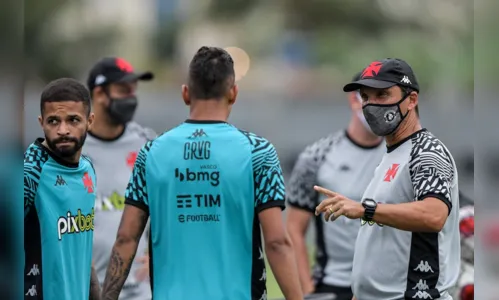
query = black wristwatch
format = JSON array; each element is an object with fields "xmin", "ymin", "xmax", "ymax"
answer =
[{"xmin": 362, "ymin": 199, "xmax": 377, "ymax": 221}]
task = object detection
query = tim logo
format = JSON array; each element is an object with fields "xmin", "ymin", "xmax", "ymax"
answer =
[
  {"xmin": 82, "ymin": 172, "xmax": 94, "ymax": 193},
  {"xmin": 361, "ymin": 61, "xmax": 383, "ymax": 78},
  {"xmin": 383, "ymin": 163, "xmax": 400, "ymax": 182},
  {"xmin": 188, "ymin": 129, "xmax": 208, "ymax": 139}
]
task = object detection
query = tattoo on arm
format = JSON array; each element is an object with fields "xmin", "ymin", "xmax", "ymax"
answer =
[
  {"xmin": 101, "ymin": 206, "xmax": 149, "ymax": 300},
  {"xmin": 89, "ymin": 266, "xmax": 101, "ymax": 300},
  {"xmin": 101, "ymin": 248, "xmax": 135, "ymax": 300}
]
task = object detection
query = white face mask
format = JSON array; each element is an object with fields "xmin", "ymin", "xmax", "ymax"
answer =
[{"xmin": 355, "ymin": 92, "xmax": 374, "ymax": 133}]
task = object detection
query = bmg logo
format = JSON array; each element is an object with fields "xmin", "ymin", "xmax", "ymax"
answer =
[{"xmin": 175, "ymin": 168, "xmax": 220, "ymax": 186}]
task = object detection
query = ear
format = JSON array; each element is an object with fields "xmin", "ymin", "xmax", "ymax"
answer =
[
  {"xmin": 348, "ymin": 92, "xmax": 361, "ymax": 110},
  {"xmin": 87, "ymin": 113, "xmax": 95, "ymax": 131},
  {"xmin": 38, "ymin": 115, "xmax": 43, "ymax": 128},
  {"xmin": 407, "ymin": 91, "xmax": 419, "ymax": 112},
  {"xmin": 92, "ymin": 86, "xmax": 107, "ymax": 105},
  {"xmin": 228, "ymin": 85, "xmax": 238, "ymax": 105},
  {"xmin": 181, "ymin": 85, "xmax": 190, "ymax": 106}
]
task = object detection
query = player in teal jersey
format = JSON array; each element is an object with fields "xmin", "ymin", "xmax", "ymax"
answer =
[
  {"xmin": 101, "ymin": 46, "xmax": 303, "ymax": 300},
  {"xmin": 24, "ymin": 78, "xmax": 101, "ymax": 300}
]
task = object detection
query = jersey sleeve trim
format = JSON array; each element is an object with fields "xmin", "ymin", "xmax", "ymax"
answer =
[
  {"xmin": 24, "ymin": 143, "xmax": 49, "ymax": 218},
  {"xmin": 125, "ymin": 198, "xmax": 150, "ymax": 214},
  {"xmin": 24, "ymin": 164, "xmax": 41, "ymax": 218},
  {"xmin": 286, "ymin": 135, "xmax": 335, "ymax": 212},
  {"xmin": 256, "ymin": 200, "xmax": 285, "ymax": 213},
  {"xmin": 124, "ymin": 140, "xmax": 153, "ymax": 207},
  {"xmin": 409, "ymin": 132, "xmax": 455, "ymax": 214},
  {"xmin": 420, "ymin": 193, "xmax": 452, "ymax": 215},
  {"xmin": 237, "ymin": 129, "xmax": 286, "ymax": 209}
]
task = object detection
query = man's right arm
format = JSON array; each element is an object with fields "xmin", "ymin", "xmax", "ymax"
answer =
[
  {"xmin": 285, "ymin": 145, "xmax": 321, "ymax": 295},
  {"xmin": 24, "ymin": 163, "xmax": 40, "ymax": 218},
  {"xmin": 253, "ymin": 143, "xmax": 302, "ymax": 300}
]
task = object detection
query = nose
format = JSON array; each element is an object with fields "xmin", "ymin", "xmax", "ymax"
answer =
[{"xmin": 57, "ymin": 121, "xmax": 70, "ymax": 136}]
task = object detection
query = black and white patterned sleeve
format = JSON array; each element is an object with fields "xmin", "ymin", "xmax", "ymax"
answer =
[
  {"xmin": 287, "ymin": 138, "xmax": 332, "ymax": 213},
  {"xmin": 409, "ymin": 134, "xmax": 455, "ymax": 214}
]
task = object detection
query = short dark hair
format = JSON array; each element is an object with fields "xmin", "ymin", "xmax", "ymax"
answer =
[
  {"xmin": 40, "ymin": 78, "xmax": 91, "ymax": 116},
  {"xmin": 188, "ymin": 46, "xmax": 235, "ymax": 100}
]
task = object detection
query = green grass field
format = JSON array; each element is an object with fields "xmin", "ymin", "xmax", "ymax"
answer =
[
  {"xmin": 266, "ymin": 259, "xmax": 283, "ymax": 298},
  {"xmin": 265, "ymin": 246, "xmax": 314, "ymax": 299}
]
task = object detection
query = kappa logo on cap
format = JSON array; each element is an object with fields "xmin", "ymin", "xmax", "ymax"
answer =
[
  {"xmin": 400, "ymin": 75, "xmax": 411, "ymax": 84},
  {"xmin": 95, "ymin": 74, "xmax": 106, "ymax": 85},
  {"xmin": 361, "ymin": 61, "xmax": 383, "ymax": 78}
]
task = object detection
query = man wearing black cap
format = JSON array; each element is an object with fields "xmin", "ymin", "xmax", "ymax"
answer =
[
  {"xmin": 314, "ymin": 58, "xmax": 460, "ymax": 300},
  {"xmin": 286, "ymin": 72, "xmax": 384, "ymax": 299},
  {"xmin": 82, "ymin": 57, "xmax": 156, "ymax": 300}
]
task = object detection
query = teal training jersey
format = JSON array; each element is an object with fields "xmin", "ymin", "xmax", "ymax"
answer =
[
  {"xmin": 24, "ymin": 138, "xmax": 97, "ymax": 300},
  {"xmin": 125, "ymin": 120, "xmax": 286, "ymax": 300}
]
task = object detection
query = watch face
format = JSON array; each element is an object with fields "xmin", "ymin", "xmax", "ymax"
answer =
[{"xmin": 363, "ymin": 200, "xmax": 376, "ymax": 207}]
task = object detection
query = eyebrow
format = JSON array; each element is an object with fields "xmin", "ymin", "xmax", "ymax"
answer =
[{"xmin": 46, "ymin": 113, "xmax": 83, "ymax": 119}]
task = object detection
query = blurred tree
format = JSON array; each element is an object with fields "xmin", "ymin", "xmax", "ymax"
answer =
[
  {"xmin": 153, "ymin": 21, "xmax": 180, "ymax": 61},
  {"xmin": 24, "ymin": 0, "xmax": 118, "ymax": 82},
  {"xmin": 0, "ymin": 0, "xmax": 22, "ymax": 72},
  {"xmin": 283, "ymin": 0, "xmax": 423, "ymax": 34},
  {"xmin": 279, "ymin": 0, "xmax": 473, "ymax": 92},
  {"xmin": 207, "ymin": 0, "xmax": 261, "ymax": 20}
]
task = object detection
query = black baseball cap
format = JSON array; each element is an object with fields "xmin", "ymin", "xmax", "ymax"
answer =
[
  {"xmin": 87, "ymin": 57, "xmax": 154, "ymax": 91},
  {"xmin": 343, "ymin": 58, "xmax": 419, "ymax": 93}
]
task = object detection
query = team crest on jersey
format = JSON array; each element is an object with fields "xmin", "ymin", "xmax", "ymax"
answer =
[
  {"xmin": 126, "ymin": 151, "xmax": 138, "ymax": 168},
  {"xmin": 82, "ymin": 172, "xmax": 94, "ymax": 193},
  {"xmin": 383, "ymin": 163, "xmax": 400, "ymax": 182}
]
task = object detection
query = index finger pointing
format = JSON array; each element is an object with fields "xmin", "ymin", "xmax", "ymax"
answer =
[{"xmin": 314, "ymin": 185, "xmax": 337, "ymax": 197}]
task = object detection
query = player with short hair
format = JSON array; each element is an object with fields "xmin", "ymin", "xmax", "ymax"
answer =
[
  {"xmin": 101, "ymin": 46, "xmax": 302, "ymax": 300},
  {"xmin": 315, "ymin": 58, "xmax": 461, "ymax": 300},
  {"xmin": 24, "ymin": 78, "xmax": 100, "ymax": 299},
  {"xmin": 286, "ymin": 72, "xmax": 384, "ymax": 299},
  {"xmin": 83, "ymin": 57, "xmax": 155, "ymax": 300}
]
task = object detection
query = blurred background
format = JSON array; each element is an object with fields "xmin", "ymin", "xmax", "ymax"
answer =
[{"xmin": 20, "ymin": 0, "xmax": 492, "ymax": 298}]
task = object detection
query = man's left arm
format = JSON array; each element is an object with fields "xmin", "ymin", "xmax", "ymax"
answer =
[
  {"xmin": 101, "ymin": 206, "xmax": 149, "ymax": 300},
  {"xmin": 89, "ymin": 264, "xmax": 101, "ymax": 300},
  {"xmin": 373, "ymin": 151, "xmax": 454, "ymax": 232},
  {"xmin": 101, "ymin": 144, "xmax": 151, "ymax": 300}
]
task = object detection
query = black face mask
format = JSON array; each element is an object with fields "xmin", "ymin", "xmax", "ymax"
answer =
[
  {"xmin": 107, "ymin": 96, "xmax": 138, "ymax": 125},
  {"xmin": 362, "ymin": 93, "xmax": 409, "ymax": 136}
]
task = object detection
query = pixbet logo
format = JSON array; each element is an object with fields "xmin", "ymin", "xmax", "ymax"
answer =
[
  {"xmin": 175, "ymin": 168, "xmax": 220, "ymax": 186},
  {"xmin": 57, "ymin": 208, "xmax": 95, "ymax": 240}
]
